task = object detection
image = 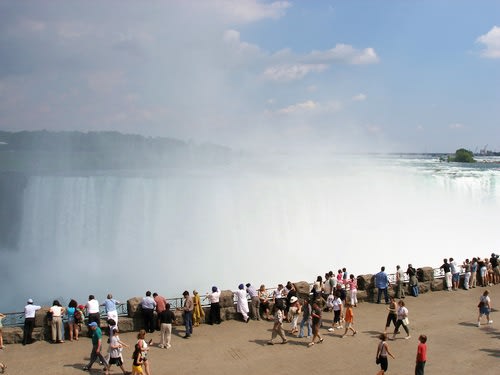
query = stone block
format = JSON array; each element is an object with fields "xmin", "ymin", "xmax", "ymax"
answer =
[
  {"xmin": 431, "ymin": 279, "xmax": 444, "ymax": 291},
  {"xmin": 418, "ymin": 267, "xmax": 434, "ymax": 282},
  {"xmin": 294, "ymin": 281, "xmax": 311, "ymax": 299},
  {"xmin": 357, "ymin": 274, "xmax": 373, "ymax": 291},
  {"xmin": 127, "ymin": 297, "xmax": 142, "ymax": 318},
  {"xmin": 219, "ymin": 290, "xmax": 235, "ymax": 308}
]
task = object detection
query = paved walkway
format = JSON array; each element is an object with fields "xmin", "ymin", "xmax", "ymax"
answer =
[{"xmin": 1, "ymin": 284, "xmax": 498, "ymax": 374}]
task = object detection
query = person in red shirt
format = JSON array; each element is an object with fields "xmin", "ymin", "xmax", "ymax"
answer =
[{"xmin": 415, "ymin": 334, "xmax": 427, "ymax": 375}]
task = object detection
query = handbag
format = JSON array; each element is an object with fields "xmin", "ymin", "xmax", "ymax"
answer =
[
  {"xmin": 403, "ymin": 317, "xmax": 409, "ymax": 325},
  {"xmin": 375, "ymin": 356, "xmax": 380, "ymax": 364}
]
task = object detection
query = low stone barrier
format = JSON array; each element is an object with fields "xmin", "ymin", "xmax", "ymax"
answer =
[{"xmin": 2, "ymin": 267, "xmax": 471, "ymax": 344}]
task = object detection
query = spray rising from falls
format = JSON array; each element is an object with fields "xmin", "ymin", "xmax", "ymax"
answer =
[{"xmin": 1, "ymin": 155, "xmax": 499, "ymax": 311}]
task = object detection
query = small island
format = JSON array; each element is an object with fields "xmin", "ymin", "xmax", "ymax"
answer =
[{"xmin": 447, "ymin": 148, "xmax": 476, "ymax": 163}]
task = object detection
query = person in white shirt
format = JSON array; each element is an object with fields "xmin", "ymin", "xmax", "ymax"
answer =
[
  {"xmin": 49, "ymin": 300, "xmax": 65, "ymax": 343},
  {"xmin": 206, "ymin": 286, "xmax": 221, "ymax": 325},
  {"xmin": 23, "ymin": 298, "xmax": 41, "ymax": 345},
  {"xmin": 86, "ymin": 295, "xmax": 101, "ymax": 336}
]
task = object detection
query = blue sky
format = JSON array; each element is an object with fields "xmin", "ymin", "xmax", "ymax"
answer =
[{"xmin": 0, "ymin": 0, "xmax": 499, "ymax": 153}]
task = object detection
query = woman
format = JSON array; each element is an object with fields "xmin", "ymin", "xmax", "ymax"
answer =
[
  {"xmin": 136, "ymin": 329, "xmax": 152, "ymax": 375},
  {"xmin": 384, "ymin": 296, "xmax": 397, "ymax": 334},
  {"xmin": 258, "ymin": 285, "xmax": 271, "ymax": 320},
  {"xmin": 477, "ymin": 290, "xmax": 493, "ymax": 327},
  {"xmin": 235, "ymin": 284, "xmax": 250, "ymax": 323},
  {"xmin": 288, "ymin": 296, "xmax": 301, "ymax": 334},
  {"xmin": 67, "ymin": 299, "xmax": 79, "ymax": 341},
  {"xmin": 49, "ymin": 300, "xmax": 65, "ymax": 343},
  {"xmin": 192, "ymin": 290, "xmax": 205, "ymax": 327},
  {"xmin": 407, "ymin": 264, "xmax": 418, "ymax": 297},
  {"xmin": 376, "ymin": 333, "xmax": 395, "ymax": 375},
  {"xmin": 267, "ymin": 299, "xmax": 287, "ymax": 345},
  {"xmin": 308, "ymin": 302, "xmax": 324, "ymax": 347},
  {"xmin": 311, "ymin": 276, "xmax": 323, "ymax": 302},
  {"xmin": 392, "ymin": 300, "xmax": 410, "ymax": 340},
  {"xmin": 347, "ymin": 274, "xmax": 358, "ymax": 307}
]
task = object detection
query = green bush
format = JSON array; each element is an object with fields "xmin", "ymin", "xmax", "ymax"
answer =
[{"xmin": 448, "ymin": 148, "xmax": 476, "ymax": 163}]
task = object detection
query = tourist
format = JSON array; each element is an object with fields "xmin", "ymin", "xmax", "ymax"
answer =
[
  {"xmin": 342, "ymin": 268, "xmax": 348, "ymax": 283},
  {"xmin": 273, "ymin": 283, "xmax": 286, "ymax": 303},
  {"xmin": 308, "ymin": 302, "xmax": 323, "ymax": 347},
  {"xmin": 206, "ymin": 286, "xmax": 221, "ymax": 325},
  {"xmin": 288, "ymin": 296, "xmax": 301, "ymax": 334},
  {"xmin": 0, "ymin": 312, "xmax": 5, "ymax": 349},
  {"xmin": 415, "ymin": 334, "xmax": 428, "ymax": 375},
  {"xmin": 246, "ymin": 283, "xmax": 260, "ymax": 320},
  {"xmin": 181, "ymin": 290, "xmax": 194, "ymax": 338},
  {"xmin": 407, "ymin": 264, "xmax": 419, "ymax": 297},
  {"xmin": 284, "ymin": 281, "xmax": 297, "ymax": 321},
  {"xmin": 49, "ymin": 300, "xmax": 64, "ymax": 343},
  {"xmin": 311, "ymin": 276, "xmax": 323, "ymax": 302},
  {"xmin": 341, "ymin": 302, "xmax": 357, "ymax": 338},
  {"xmin": 235, "ymin": 284, "xmax": 250, "ymax": 323},
  {"xmin": 449, "ymin": 257, "xmax": 460, "ymax": 290},
  {"xmin": 328, "ymin": 291, "xmax": 343, "ymax": 331},
  {"xmin": 131, "ymin": 343, "xmax": 144, "ymax": 375},
  {"xmin": 462, "ymin": 259, "xmax": 471, "ymax": 290},
  {"xmin": 136, "ymin": 329, "xmax": 152, "ymax": 375},
  {"xmin": 141, "ymin": 291, "xmax": 156, "ymax": 334},
  {"xmin": 153, "ymin": 292, "xmax": 167, "ymax": 330},
  {"xmin": 347, "ymin": 274, "xmax": 358, "ymax": 307},
  {"xmin": 395, "ymin": 265, "xmax": 405, "ymax": 299},
  {"xmin": 102, "ymin": 293, "xmax": 120, "ymax": 328},
  {"xmin": 258, "ymin": 285, "xmax": 271, "ymax": 321},
  {"xmin": 192, "ymin": 290, "xmax": 205, "ymax": 327},
  {"xmin": 384, "ymin": 296, "xmax": 398, "ymax": 334},
  {"xmin": 376, "ymin": 333, "xmax": 395, "ymax": 375},
  {"xmin": 298, "ymin": 298, "xmax": 312, "ymax": 338},
  {"xmin": 83, "ymin": 322, "xmax": 110, "ymax": 373},
  {"xmin": 86, "ymin": 295, "xmax": 101, "ymax": 333},
  {"xmin": 392, "ymin": 300, "xmax": 410, "ymax": 340},
  {"xmin": 22, "ymin": 298, "xmax": 41, "ymax": 345},
  {"xmin": 440, "ymin": 259, "xmax": 452, "ymax": 291},
  {"xmin": 267, "ymin": 299, "xmax": 287, "ymax": 345},
  {"xmin": 158, "ymin": 303, "xmax": 175, "ymax": 349},
  {"xmin": 108, "ymin": 327, "xmax": 129, "ymax": 375},
  {"xmin": 478, "ymin": 257, "xmax": 487, "ymax": 287},
  {"xmin": 477, "ymin": 290, "xmax": 493, "ymax": 327},
  {"xmin": 66, "ymin": 299, "xmax": 79, "ymax": 341},
  {"xmin": 490, "ymin": 253, "xmax": 499, "ymax": 285},
  {"xmin": 337, "ymin": 269, "xmax": 343, "ymax": 284},
  {"xmin": 323, "ymin": 273, "xmax": 333, "ymax": 300},
  {"xmin": 470, "ymin": 257, "xmax": 478, "ymax": 288},
  {"xmin": 375, "ymin": 266, "xmax": 390, "ymax": 304}
]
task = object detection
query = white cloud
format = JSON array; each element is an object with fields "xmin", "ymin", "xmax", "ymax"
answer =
[
  {"xmin": 212, "ymin": 0, "xmax": 291, "ymax": 23},
  {"xmin": 223, "ymin": 29, "xmax": 261, "ymax": 54},
  {"xmin": 263, "ymin": 63, "xmax": 328, "ymax": 81},
  {"xmin": 449, "ymin": 123, "xmax": 464, "ymax": 129},
  {"xmin": 352, "ymin": 93, "xmax": 367, "ymax": 101},
  {"xmin": 476, "ymin": 26, "xmax": 500, "ymax": 58},
  {"xmin": 306, "ymin": 44, "xmax": 379, "ymax": 64},
  {"xmin": 276, "ymin": 100, "xmax": 318, "ymax": 114}
]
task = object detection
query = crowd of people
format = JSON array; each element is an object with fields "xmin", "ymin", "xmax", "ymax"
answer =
[{"xmin": 0, "ymin": 253, "xmax": 497, "ymax": 374}]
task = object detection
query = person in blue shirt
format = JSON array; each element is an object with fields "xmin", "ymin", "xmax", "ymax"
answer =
[{"xmin": 375, "ymin": 266, "xmax": 390, "ymax": 304}]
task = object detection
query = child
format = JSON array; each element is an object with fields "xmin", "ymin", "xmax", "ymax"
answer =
[
  {"xmin": 131, "ymin": 343, "xmax": 144, "ymax": 375},
  {"xmin": 267, "ymin": 299, "xmax": 288, "ymax": 345},
  {"xmin": 341, "ymin": 302, "xmax": 357, "ymax": 338},
  {"xmin": 415, "ymin": 334, "xmax": 427, "ymax": 375},
  {"xmin": 109, "ymin": 328, "xmax": 129, "ymax": 375}
]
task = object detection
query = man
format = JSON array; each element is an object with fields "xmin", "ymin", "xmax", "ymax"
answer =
[
  {"xmin": 153, "ymin": 292, "xmax": 168, "ymax": 330},
  {"xmin": 395, "ymin": 265, "xmax": 405, "ymax": 299},
  {"xmin": 23, "ymin": 298, "xmax": 41, "ymax": 345},
  {"xmin": 246, "ymin": 283, "xmax": 260, "ymax": 320},
  {"xmin": 375, "ymin": 266, "xmax": 390, "ymax": 304},
  {"xmin": 449, "ymin": 257, "xmax": 460, "ymax": 290},
  {"xmin": 141, "ymin": 291, "xmax": 156, "ymax": 333},
  {"xmin": 83, "ymin": 322, "xmax": 109, "ymax": 373},
  {"xmin": 86, "ymin": 295, "xmax": 100, "ymax": 329},
  {"xmin": 490, "ymin": 253, "xmax": 499, "ymax": 285},
  {"xmin": 182, "ymin": 290, "xmax": 194, "ymax": 338},
  {"xmin": 440, "ymin": 258, "xmax": 452, "ymax": 291},
  {"xmin": 206, "ymin": 286, "xmax": 221, "ymax": 325},
  {"xmin": 407, "ymin": 264, "xmax": 419, "ymax": 297},
  {"xmin": 101, "ymin": 293, "xmax": 120, "ymax": 327}
]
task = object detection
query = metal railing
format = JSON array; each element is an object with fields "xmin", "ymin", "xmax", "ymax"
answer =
[{"xmin": 1, "ymin": 267, "xmax": 452, "ymax": 328}]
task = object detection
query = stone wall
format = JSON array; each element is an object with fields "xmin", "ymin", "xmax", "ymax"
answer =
[{"xmin": 2, "ymin": 267, "xmax": 467, "ymax": 344}]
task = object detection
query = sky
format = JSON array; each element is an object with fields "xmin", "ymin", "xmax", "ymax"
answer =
[{"xmin": 0, "ymin": 0, "xmax": 499, "ymax": 153}]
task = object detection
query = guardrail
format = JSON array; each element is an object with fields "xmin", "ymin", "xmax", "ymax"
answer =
[{"xmin": 1, "ymin": 267, "xmax": 453, "ymax": 328}]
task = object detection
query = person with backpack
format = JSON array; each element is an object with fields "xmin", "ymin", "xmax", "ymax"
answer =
[{"xmin": 67, "ymin": 299, "xmax": 80, "ymax": 341}]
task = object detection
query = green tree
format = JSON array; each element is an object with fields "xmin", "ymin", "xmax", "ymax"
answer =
[{"xmin": 448, "ymin": 148, "xmax": 476, "ymax": 163}]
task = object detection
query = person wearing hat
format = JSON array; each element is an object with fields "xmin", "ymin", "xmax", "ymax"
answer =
[
  {"xmin": 289, "ymin": 296, "xmax": 301, "ymax": 334},
  {"xmin": 83, "ymin": 321, "xmax": 110, "ymax": 373},
  {"xmin": 234, "ymin": 284, "xmax": 250, "ymax": 323},
  {"xmin": 22, "ymin": 298, "xmax": 41, "ymax": 345},
  {"xmin": 206, "ymin": 286, "xmax": 221, "ymax": 325}
]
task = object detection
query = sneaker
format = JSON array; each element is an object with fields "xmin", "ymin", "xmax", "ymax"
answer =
[
  {"xmin": 477, "ymin": 322, "xmax": 481, "ymax": 327},
  {"xmin": 488, "ymin": 320, "xmax": 493, "ymax": 324},
  {"xmin": 267, "ymin": 341, "xmax": 274, "ymax": 345},
  {"xmin": 405, "ymin": 336, "xmax": 411, "ymax": 340},
  {"xmin": 328, "ymin": 327, "xmax": 334, "ymax": 332},
  {"xmin": 82, "ymin": 366, "xmax": 89, "ymax": 371}
]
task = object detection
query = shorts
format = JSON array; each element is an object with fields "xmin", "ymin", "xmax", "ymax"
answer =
[
  {"xmin": 132, "ymin": 365, "xmax": 143, "ymax": 374},
  {"xmin": 452, "ymin": 273, "xmax": 460, "ymax": 282},
  {"xmin": 479, "ymin": 306, "xmax": 490, "ymax": 315},
  {"xmin": 109, "ymin": 357, "xmax": 123, "ymax": 366}
]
